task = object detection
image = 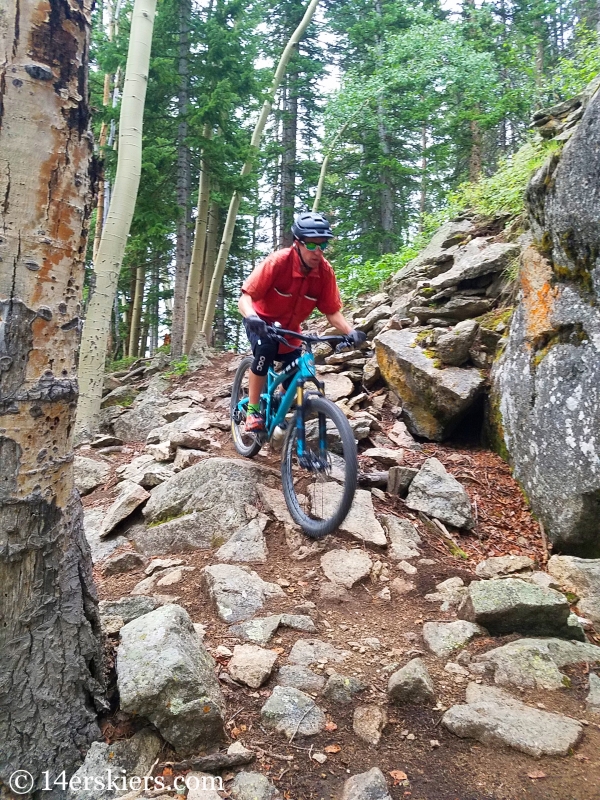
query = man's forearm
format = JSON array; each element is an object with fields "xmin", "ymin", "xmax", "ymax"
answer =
[
  {"xmin": 326, "ymin": 310, "xmax": 353, "ymax": 335},
  {"xmin": 238, "ymin": 292, "xmax": 255, "ymax": 318}
]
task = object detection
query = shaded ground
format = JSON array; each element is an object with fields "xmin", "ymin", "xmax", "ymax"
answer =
[{"xmin": 87, "ymin": 352, "xmax": 600, "ymax": 800}]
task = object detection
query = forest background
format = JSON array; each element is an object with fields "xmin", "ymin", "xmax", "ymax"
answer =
[{"xmin": 89, "ymin": 0, "xmax": 600, "ymax": 366}]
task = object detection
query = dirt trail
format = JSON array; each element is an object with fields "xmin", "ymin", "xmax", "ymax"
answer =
[{"xmin": 89, "ymin": 352, "xmax": 600, "ymax": 800}]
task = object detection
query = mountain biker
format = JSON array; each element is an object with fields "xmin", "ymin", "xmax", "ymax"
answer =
[{"xmin": 238, "ymin": 211, "xmax": 367, "ymax": 433}]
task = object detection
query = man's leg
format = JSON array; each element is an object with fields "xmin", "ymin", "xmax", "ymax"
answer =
[{"xmin": 248, "ymin": 371, "xmax": 266, "ymax": 406}]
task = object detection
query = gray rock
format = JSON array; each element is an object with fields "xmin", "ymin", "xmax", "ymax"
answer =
[
  {"xmin": 288, "ymin": 639, "xmax": 350, "ymax": 667},
  {"xmin": 145, "ymin": 557, "xmax": 184, "ymax": 575},
  {"xmin": 117, "ymin": 604, "xmax": 226, "ymax": 755},
  {"xmin": 113, "ymin": 401, "xmax": 168, "ymax": 442},
  {"xmin": 391, "ymin": 577, "xmax": 416, "ymax": 595},
  {"xmin": 132, "ymin": 512, "xmax": 214, "ymax": 556},
  {"xmin": 143, "ymin": 459, "xmax": 275, "ymax": 547},
  {"xmin": 229, "ymin": 772, "xmax": 281, "ymax": 800},
  {"xmin": 323, "ymin": 672, "xmax": 366, "ymax": 704},
  {"xmin": 362, "ymin": 447, "xmax": 404, "ymax": 468},
  {"xmin": 341, "ymin": 767, "xmax": 392, "ymax": 800},
  {"xmin": 427, "ymin": 239, "xmax": 520, "ymax": 291},
  {"xmin": 587, "ymin": 672, "xmax": 600, "ymax": 715},
  {"xmin": 84, "ymin": 508, "xmax": 129, "ymax": 563},
  {"xmin": 320, "ymin": 549, "xmax": 373, "ymax": 588},
  {"xmin": 363, "ymin": 356, "xmax": 381, "ymax": 387},
  {"xmin": 457, "ymin": 577, "xmax": 578, "ymax": 638},
  {"xmin": 309, "ymin": 486, "xmax": 387, "ymax": 545},
  {"xmin": 131, "ymin": 565, "xmax": 194, "ymax": 596},
  {"xmin": 230, "ymin": 615, "xmax": 282, "ymax": 645},
  {"xmin": 442, "ymin": 682, "xmax": 583, "ymax": 757},
  {"xmin": 100, "ymin": 481, "xmax": 150, "ymax": 539},
  {"xmin": 101, "ymin": 550, "xmax": 145, "ymax": 576},
  {"xmin": 387, "ymin": 466, "xmax": 419, "ymax": 497},
  {"xmin": 436, "ymin": 320, "xmax": 479, "ymax": 367},
  {"xmin": 118, "ymin": 454, "xmax": 175, "ymax": 488},
  {"xmin": 228, "ymin": 644, "xmax": 279, "ymax": 688},
  {"xmin": 321, "ymin": 372, "xmax": 355, "ymax": 401},
  {"xmin": 375, "ymin": 329, "xmax": 485, "ymax": 442},
  {"xmin": 475, "ymin": 555, "xmax": 536, "ymax": 579},
  {"xmin": 256, "ymin": 483, "xmax": 297, "ymax": 527},
  {"xmin": 66, "ymin": 729, "xmax": 161, "ymax": 800},
  {"xmin": 276, "ymin": 665, "xmax": 326, "ymax": 693},
  {"xmin": 391, "ymin": 220, "xmax": 475, "ymax": 289},
  {"xmin": 388, "ymin": 658, "xmax": 435, "ymax": 704},
  {"xmin": 474, "ymin": 637, "xmax": 600, "ymax": 690},
  {"xmin": 319, "ymin": 581, "xmax": 353, "ymax": 602},
  {"xmin": 381, "ymin": 515, "xmax": 421, "ymax": 560},
  {"xmin": 280, "ymin": 614, "xmax": 317, "ymax": 633},
  {"xmin": 146, "ymin": 410, "xmax": 218, "ymax": 444},
  {"xmin": 202, "ymin": 564, "xmax": 285, "ymax": 623},
  {"xmin": 173, "ymin": 448, "xmax": 207, "ymax": 471},
  {"xmin": 215, "ymin": 516, "xmax": 269, "ymax": 564},
  {"xmin": 185, "ymin": 772, "xmax": 222, "ymax": 800},
  {"xmin": 406, "ymin": 458, "xmax": 474, "ymax": 529},
  {"xmin": 411, "ymin": 296, "xmax": 493, "ymax": 323},
  {"xmin": 260, "ymin": 686, "xmax": 326, "ymax": 738},
  {"xmin": 74, "ymin": 456, "xmax": 110, "ymax": 496},
  {"xmin": 355, "ymin": 305, "xmax": 393, "ymax": 334},
  {"xmin": 352, "ymin": 707, "xmax": 388, "ymax": 747},
  {"xmin": 547, "ymin": 555, "xmax": 600, "ymax": 624},
  {"xmin": 99, "ymin": 596, "xmax": 161, "ymax": 624},
  {"xmin": 101, "ymin": 385, "xmax": 139, "ymax": 408},
  {"xmin": 425, "ymin": 576, "xmax": 468, "ymax": 611},
  {"xmin": 423, "ymin": 620, "xmax": 487, "ymax": 659}
]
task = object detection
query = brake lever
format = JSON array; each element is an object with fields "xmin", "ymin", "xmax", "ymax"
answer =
[{"xmin": 335, "ymin": 338, "xmax": 353, "ymax": 353}]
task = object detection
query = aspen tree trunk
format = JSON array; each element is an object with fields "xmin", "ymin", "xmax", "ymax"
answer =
[
  {"xmin": 183, "ymin": 124, "xmax": 212, "ymax": 354},
  {"xmin": 201, "ymin": 0, "xmax": 321, "ymax": 338},
  {"xmin": 313, "ymin": 108, "xmax": 366, "ymax": 213},
  {"xmin": 76, "ymin": 0, "xmax": 157, "ymax": 441},
  {"xmin": 171, "ymin": 0, "xmax": 192, "ymax": 358},
  {"xmin": 419, "ymin": 123, "xmax": 428, "ymax": 231},
  {"xmin": 128, "ymin": 262, "xmax": 146, "ymax": 357},
  {"xmin": 279, "ymin": 62, "xmax": 299, "ymax": 248},
  {"xmin": 0, "ymin": 2, "xmax": 105, "ymax": 797},
  {"xmin": 199, "ymin": 201, "xmax": 220, "ymax": 333},
  {"xmin": 469, "ymin": 118, "xmax": 482, "ymax": 182}
]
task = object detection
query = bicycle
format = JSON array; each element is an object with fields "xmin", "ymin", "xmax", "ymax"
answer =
[{"xmin": 230, "ymin": 324, "xmax": 359, "ymax": 539}]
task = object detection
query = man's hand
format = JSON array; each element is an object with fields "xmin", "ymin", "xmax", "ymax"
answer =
[
  {"xmin": 348, "ymin": 329, "xmax": 367, "ymax": 346},
  {"xmin": 244, "ymin": 314, "xmax": 269, "ymax": 339}
]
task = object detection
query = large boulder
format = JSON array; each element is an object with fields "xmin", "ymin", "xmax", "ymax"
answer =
[
  {"xmin": 202, "ymin": 564, "xmax": 285, "ymax": 623},
  {"xmin": 74, "ymin": 455, "xmax": 110, "ymax": 496},
  {"xmin": 113, "ymin": 399, "xmax": 168, "ymax": 442},
  {"xmin": 425, "ymin": 239, "xmax": 520, "ymax": 292},
  {"xmin": 143, "ymin": 458, "xmax": 276, "ymax": 539},
  {"xmin": 547, "ymin": 555, "xmax": 600, "ymax": 624},
  {"xmin": 375, "ymin": 329, "xmax": 485, "ymax": 441},
  {"xmin": 117, "ymin": 604, "xmax": 226, "ymax": 755},
  {"xmin": 491, "ymin": 87, "xmax": 600, "ymax": 556}
]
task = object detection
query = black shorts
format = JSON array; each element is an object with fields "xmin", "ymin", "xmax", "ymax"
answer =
[{"xmin": 243, "ymin": 319, "xmax": 301, "ymax": 377}]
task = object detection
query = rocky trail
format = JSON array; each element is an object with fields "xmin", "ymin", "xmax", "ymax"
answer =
[{"xmin": 74, "ymin": 342, "xmax": 600, "ymax": 800}]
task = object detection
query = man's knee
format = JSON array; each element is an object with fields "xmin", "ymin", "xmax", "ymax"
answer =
[{"xmin": 251, "ymin": 353, "xmax": 270, "ymax": 376}]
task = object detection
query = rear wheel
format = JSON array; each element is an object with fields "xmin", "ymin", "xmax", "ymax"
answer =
[
  {"xmin": 230, "ymin": 356, "xmax": 262, "ymax": 458},
  {"xmin": 281, "ymin": 394, "xmax": 358, "ymax": 539}
]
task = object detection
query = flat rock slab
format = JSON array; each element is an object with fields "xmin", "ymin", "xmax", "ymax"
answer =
[
  {"xmin": 230, "ymin": 615, "xmax": 282, "ymax": 645},
  {"xmin": 117, "ymin": 454, "xmax": 175, "ymax": 488},
  {"xmin": 100, "ymin": 480, "xmax": 150, "ymax": 538},
  {"xmin": 102, "ymin": 550, "xmax": 145, "ymax": 576},
  {"xmin": 132, "ymin": 511, "xmax": 214, "ymax": 556},
  {"xmin": 457, "ymin": 577, "xmax": 575, "ymax": 638},
  {"xmin": 260, "ymin": 686, "xmax": 326, "ymax": 738},
  {"xmin": 422, "ymin": 620, "xmax": 487, "ymax": 659},
  {"xmin": 309, "ymin": 486, "xmax": 387, "ymax": 545},
  {"xmin": 322, "ymin": 372, "xmax": 355, "ymax": 401},
  {"xmin": 475, "ymin": 555, "xmax": 536, "ymax": 579},
  {"xmin": 375, "ymin": 328, "xmax": 485, "ymax": 442},
  {"xmin": 257, "ymin": 483, "xmax": 296, "ymax": 527},
  {"xmin": 276, "ymin": 666, "xmax": 326, "ymax": 693},
  {"xmin": 442, "ymin": 682, "xmax": 583, "ymax": 757},
  {"xmin": 547, "ymin": 555, "xmax": 600, "ymax": 625},
  {"xmin": 99, "ymin": 596, "xmax": 161, "ymax": 625},
  {"xmin": 341, "ymin": 768, "xmax": 392, "ymax": 800},
  {"xmin": 352, "ymin": 706, "xmax": 388, "ymax": 747},
  {"xmin": 146, "ymin": 410, "xmax": 219, "ymax": 443},
  {"xmin": 381, "ymin": 514, "xmax": 421, "ymax": 560},
  {"xmin": 113, "ymin": 401, "xmax": 168, "ymax": 443},
  {"xmin": 288, "ymin": 638, "xmax": 350, "ymax": 667},
  {"xmin": 388, "ymin": 658, "xmax": 436, "ymax": 705},
  {"xmin": 324, "ymin": 673, "xmax": 366, "ymax": 704},
  {"xmin": 362, "ymin": 447, "xmax": 404, "ymax": 468},
  {"xmin": 229, "ymin": 772, "xmax": 281, "ymax": 800},
  {"xmin": 320, "ymin": 549, "xmax": 373, "ymax": 588},
  {"xmin": 216, "ymin": 516, "xmax": 269, "ymax": 564},
  {"xmin": 84, "ymin": 508, "xmax": 129, "ymax": 563},
  {"xmin": 587, "ymin": 672, "xmax": 600, "ymax": 715},
  {"xmin": 74, "ymin": 455, "xmax": 110, "ymax": 496},
  {"xmin": 428, "ymin": 240, "xmax": 520, "ymax": 291},
  {"xmin": 474, "ymin": 637, "xmax": 600, "ymax": 690},
  {"xmin": 117, "ymin": 604, "xmax": 226, "ymax": 755},
  {"xmin": 405, "ymin": 458, "xmax": 474, "ymax": 530},
  {"xmin": 202, "ymin": 564, "xmax": 285, "ymax": 623},
  {"xmin": 228, "ymin": 644, "xmax": 278, "ymax": 689}
]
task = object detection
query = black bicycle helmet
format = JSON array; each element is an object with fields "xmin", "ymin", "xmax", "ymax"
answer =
[{"xmin": 291, "ymin": 212, "xmax": 334, "ymax": 240}]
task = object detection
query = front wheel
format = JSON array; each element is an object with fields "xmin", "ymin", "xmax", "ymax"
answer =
[
  {"xmin": 281, "ymin": 394, "xmax": 358, "ymax": 539},
  {"xmin": 230, "ymin": 356, "xmax": 262, "ymax": 458}
]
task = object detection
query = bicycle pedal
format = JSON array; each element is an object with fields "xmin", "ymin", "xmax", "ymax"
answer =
[{"xmin": 254, "ymin": 431, "xmax": 268, "ymax": 445}]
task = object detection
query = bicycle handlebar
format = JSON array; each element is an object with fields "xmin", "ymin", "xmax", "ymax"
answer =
[{"xmin": 265, "ymin": 324, "xmax": 353, "ymax": 350}]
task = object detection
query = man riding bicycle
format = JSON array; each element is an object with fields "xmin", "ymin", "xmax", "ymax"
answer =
[{"xmin": 238, "ymin": 211, "xmax": 367, "ymax": 433}]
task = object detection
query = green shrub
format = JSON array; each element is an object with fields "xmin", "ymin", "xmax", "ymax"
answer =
[
  {"xmin": 165, "ymin": 355, "xmax": 190, "ymax": 379},
  {"xmin": 106, "ymin": 355, "xmax": 138, "ymax": 374}
]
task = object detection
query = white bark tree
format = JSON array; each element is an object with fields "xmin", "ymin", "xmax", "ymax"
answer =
[
  {"xmin": 0, "ymin": 1, "xmax": 105, "ymax": 795},
  {"xmin": 75, "ymin": 0, "xmax": 157, "ymax": 441}
]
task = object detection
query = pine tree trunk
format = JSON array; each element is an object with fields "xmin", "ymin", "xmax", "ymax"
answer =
[
  {"xmin": 170, "ymin": 0, "xmax": 192, "ymax": 358},
  {"xmin": 279, "ymin": 63, "xmax": 298, "ymax": 248},
  {"xmin": 469, "ymin": 118, "xmax": 482, "ymax": 182},
  {"xmin": 128, "ymin": 262, "xmax": 146, "ymax": 357},
  {"xmin": 76, "ymin": 0, "xmax": 157, "ymax": 441},
  {"xmin": 0, "ymin": 3, "xmax": 105, "ymax": 796},
  {"xmin": 419, "ymin": 123, "xmax": 427, "ymax": 231},
  {"xmin": 199, "ymin": 201, "xmax": 220, "ymax": 335},
  {"xmin": 201, "ymin": 0, "xmax": 321, "ymax": 338}
]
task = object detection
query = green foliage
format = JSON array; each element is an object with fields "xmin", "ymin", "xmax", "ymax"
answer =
[
  {"xmin": 448, "ymin": 139, "xmax": 562, "ymax": 219},
  {"xmin": 165, "ymin": 355, "xmax": 190, "ymax": 379},
  {"xmin": 106, "ymin": 355, "xmax": 138, "ymax": 374},
  {"xmin": 541, "ymin": 27, "xmax": 600, "ymax": 104}
]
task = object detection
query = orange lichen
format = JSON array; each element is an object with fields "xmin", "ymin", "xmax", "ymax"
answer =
[{"xmin": 519, "ymin": 243, "xmax": 560, "ymax": 346}]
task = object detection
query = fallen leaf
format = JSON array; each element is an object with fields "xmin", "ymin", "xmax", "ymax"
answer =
[
  {"xmin": 231, "ymin": 727, "xmax": 240, "ymax": 738},
  {"xmin": 273, "ymin": 647, "xmax": 285, "ymax": 655},
  {"xmin": 239, "ymin": 724, "xmax": 247, "ymax": 732},
  {"xmin": 162, "ymin": 767, "xmax": 173, "ymax": 777},
  {"xmin": 527, "ymin": 771, "xmax": 546, "ymax": 780},
  {"xmin": 324, "ymin": 744, "xmax": 341, "ymax": 754},
  {"xmin": 324, "ymin": 721, "xmax": 338, "ymax": 732},
  {"xmin": 390, "ymin": 770, "xmax": 408, "ymax": 785}
]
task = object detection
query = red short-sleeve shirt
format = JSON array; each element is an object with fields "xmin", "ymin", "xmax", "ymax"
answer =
[{"xmin": 242, "ymin": 246, "xmax": 342, "ymax": 352}]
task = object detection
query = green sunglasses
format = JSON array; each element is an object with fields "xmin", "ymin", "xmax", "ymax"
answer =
[{"xmin": 302, "ymin": 240, "xmax": 329, "ymax": 251}]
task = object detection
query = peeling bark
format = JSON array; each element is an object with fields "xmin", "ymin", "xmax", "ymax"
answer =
[{"xmin": 0, "ymin": 1, "xmax": 104, "ymax": 797}]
